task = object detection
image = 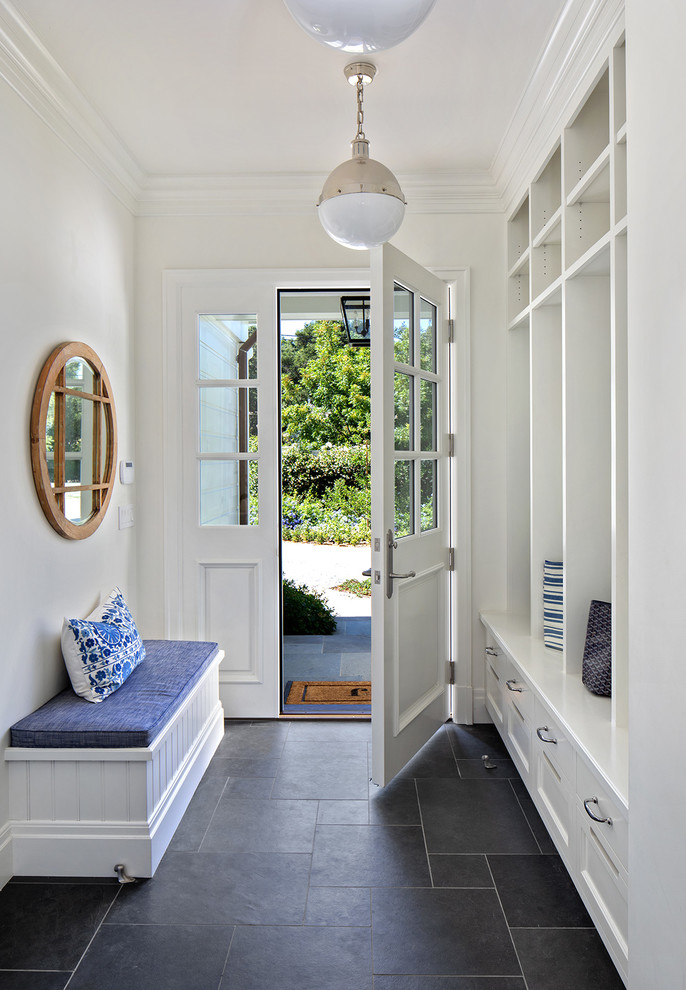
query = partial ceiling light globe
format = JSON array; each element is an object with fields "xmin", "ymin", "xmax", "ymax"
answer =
[
  {"xmin": 317, "ymin": 139, "xmax": 406, "ymax": 250},
  {"xmin": 283, "ymin": 0, "xmax": 437, "ymax": 53}
]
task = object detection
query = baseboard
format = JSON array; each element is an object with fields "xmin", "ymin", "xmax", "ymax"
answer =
[
  {"xmin": 472, "ymin": 687, "xmax": 489, "ymax": 724},
  {"xmin": 0, "ymin": 821, "xmax": 12, "ymax": 889},
  {"xmin": 455, "ymin": 685, "xmax": 474, "ymax": 725}
]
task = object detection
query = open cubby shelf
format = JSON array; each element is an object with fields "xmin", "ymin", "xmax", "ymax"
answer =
[{"xmin": 503, "ymin": 34, "xmax": 628, "ymax": 744}]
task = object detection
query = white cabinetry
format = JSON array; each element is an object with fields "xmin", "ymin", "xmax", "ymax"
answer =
[
  {"xmin": 486, "ymin": 28, "xmax": 628, "ymax": 989},
  {"xmin": 481, "ymin": 616, "xmax": 628, "ymax": 985}
]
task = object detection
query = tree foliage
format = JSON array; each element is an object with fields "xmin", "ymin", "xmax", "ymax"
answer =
[{"xmin": 281, "ymin": 320, "xmax": 370, "ymax": 447}]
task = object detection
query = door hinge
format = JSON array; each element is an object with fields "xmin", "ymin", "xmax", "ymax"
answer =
[
  {"xmin": 447, "ymin": 660, "xmax": 455, "ymax": 685},
  {"xmin": 448, "ymin": 548, "xmax": 455, "ymax": 571},
  {"xmin": 447, "ymin": 318, "xmax": 455, "ymax": 344},
  {"xmin": 447, "ymin": 433, "xmax": 455, "ymax": 457}
]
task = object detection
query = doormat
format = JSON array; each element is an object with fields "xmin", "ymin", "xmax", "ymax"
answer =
[{"xmin": 285, "ymin": 681, "xmax": 371, "ymax": 705}]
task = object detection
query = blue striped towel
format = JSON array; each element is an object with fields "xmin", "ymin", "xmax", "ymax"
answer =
[{"xmin": 543, "ymin": 559, "xmax": 563, "ymax": 652}]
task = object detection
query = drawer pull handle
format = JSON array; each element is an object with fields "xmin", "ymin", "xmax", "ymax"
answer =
[
  {"xmin": 584, "ymin": 796, "xmax": 613, "ymax": 827},
  {"xmin": 485, "ymin": 646, "xmax": 499, "ymax": 656},
  {"xmin": 537, "ymin": 726, "xmax": 557, "ymax": 744},
  {"xmin": 506, "ymin": 679, "xmax": 523, "ymax": 693}
]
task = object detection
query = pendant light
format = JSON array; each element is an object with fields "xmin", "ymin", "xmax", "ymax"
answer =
[
  {"xmin": 283, "ymin": 0, "xmax": 437, "ymax": 53},
  {"xmin": 317, "ymin": 63, "xmax": 405, "ymax": 251}
]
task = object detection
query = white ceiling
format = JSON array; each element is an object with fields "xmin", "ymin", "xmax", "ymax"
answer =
[{"xmin": 9, "ymin": 0, "xmax": 567, "ymax": 183}]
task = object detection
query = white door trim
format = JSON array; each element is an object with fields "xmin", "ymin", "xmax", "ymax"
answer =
[
  {"xmin": 432, "ymin": 267, "xmax": 472, "ymax": 725},
  {"xmin": 162, "ymin": 265, "xmax": 471, "ymax": 722}
]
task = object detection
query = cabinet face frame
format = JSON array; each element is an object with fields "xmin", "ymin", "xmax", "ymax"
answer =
[{"xmin": 30, "ymin": 341, "xmax": 118, "ymax": 540}]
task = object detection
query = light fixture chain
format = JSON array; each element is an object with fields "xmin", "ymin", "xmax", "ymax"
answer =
[{"xmin": 356, "ymin": 75, "xmax": 365, "ymax": 140}]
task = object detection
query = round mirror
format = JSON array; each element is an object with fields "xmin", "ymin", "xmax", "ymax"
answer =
[{"xmin": 30, "ymin": 342, "xmax": 117, "ymax": 539}]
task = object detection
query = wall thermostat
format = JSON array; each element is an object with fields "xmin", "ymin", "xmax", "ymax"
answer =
[{"xmin": 119, "ymin": 460, "xmax": 135, "ymax": 485}]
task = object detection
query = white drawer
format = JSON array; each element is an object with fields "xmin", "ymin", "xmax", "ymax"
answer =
[
  {"xmin": 533, "ymin": 745, "xmax": 574, "ymax": 862},
  {"xmin": 533, "ymin": 697, "xmax": 575, "ymax": 783},
  {"xmin": 506, "ymin": 693, "xmax": 531, "ymax": 778},
  {"xmin": 576, "ymin": 808, "xmax": 628, "ymax": 983},
  {"xmin": 500, "ymin": 655, "xmax": 534, "ymax": 722},
  {"xmin": 576, "ymin": 758, "xmax": 628, "ymax": 870},
  {"xmin": 485, "ymin": 655, "xmax": 505, "ymax": 730}
]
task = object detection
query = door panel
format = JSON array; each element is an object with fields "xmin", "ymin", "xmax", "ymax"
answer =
[
  {"xmin": 167, "ymin": 277, "xmax": 280, "ymax": 718},
  {"xmin": 371, "ymin": 244, "xmax": 451, "ymax": 786}
]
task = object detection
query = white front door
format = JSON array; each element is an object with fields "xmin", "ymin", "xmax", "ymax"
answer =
[
  {"xmin": 370, "ymin": 244, "xmax": 452, "ymax": 786},
  {"xmin": 165, "ymin": 273, "xmax": 280, "ymax": 717},
  {"xmin": 164, "ymin": 269, "xmax": 369, "ymax": 718}
]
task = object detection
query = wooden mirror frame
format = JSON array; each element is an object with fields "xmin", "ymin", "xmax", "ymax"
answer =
[{"xmin": 30, "ymin": 342, "xmax": 118, "ymax": 540}]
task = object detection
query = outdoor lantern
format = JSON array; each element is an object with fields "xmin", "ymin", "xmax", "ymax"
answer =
[
  {"xmin": 341, "ymin": 295, "xmax": 371, "ymax": 346},
  {"xmin": 283, "ymin": 0, "xmax": 437, "ymax": 54},
  {"xmin": 318, "ymin": 62, "xmax": 406, "ymax": 250}
]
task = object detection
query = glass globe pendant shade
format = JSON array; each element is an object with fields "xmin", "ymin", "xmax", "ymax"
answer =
[
  {"xmin": 317, "ymin": 139, "xmax": 406, "ymax": 250},
  {"xmin": 319, "ymin": 192, "xmax": 405, "ymax": 250},
  {"xmin": 283, "ymin": 0, "xmax": 437, "ymax": 53}
]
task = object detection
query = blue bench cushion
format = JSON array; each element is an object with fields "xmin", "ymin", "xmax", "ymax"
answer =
[{"xmin": 10, "ymin": 640, "xmax": 220, "ymax": 748}]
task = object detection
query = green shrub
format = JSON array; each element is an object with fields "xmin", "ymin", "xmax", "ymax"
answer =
[
  {"xmin": 282, "ymin": 444, "xmax": 370, "ymax": 498},
  {"xmin": 281, "ymin": 488, "xmax": 371, "ymax": 546},
  {"xmin": 282, "ymin": 578, "xmax": 337, "ymax": 635}
]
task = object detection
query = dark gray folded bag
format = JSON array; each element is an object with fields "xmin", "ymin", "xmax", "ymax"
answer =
[{"xmin": 582, "ymin": 600, "xmax": 612, "ymax": 697}]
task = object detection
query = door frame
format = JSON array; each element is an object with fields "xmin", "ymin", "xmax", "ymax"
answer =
[{"xmin": 162, "ymin": 265, "xmax": 470, "ymax": 723}]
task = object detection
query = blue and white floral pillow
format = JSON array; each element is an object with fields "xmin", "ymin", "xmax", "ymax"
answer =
[{"xmin": 61, "ymin": 587, "xmax": 146, "ymax": 703}]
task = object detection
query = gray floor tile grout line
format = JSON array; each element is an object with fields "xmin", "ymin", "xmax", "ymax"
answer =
[
  {"xmin": 485, "ymin": 854, "xmax": 532, "ymax": 990},
  {"xmin": 414, "ymin": 776, "xmax": 435, "ymax": 888},
  {"xmin": 62, "ymin": 879, "xmax": 124, "ymax": 989},
  {"xmin": 196, "ymin": 774, "xmax": 232, "ymax": 853},
  {"xmin": 218, "ymin": 924, "xmax": 237, "ymax": 987},
  {"xmin": 507, "ymin": 776, "xmax": 546, "ymax": 855}
]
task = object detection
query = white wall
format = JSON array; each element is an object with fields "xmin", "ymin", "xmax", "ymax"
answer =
[
  {"xmin": 626, "ymin": 2, "xmax": 686, "ymax": 986},
  {"xmin": 134, "ymin": 210, "xmax": 506, "ymax": 710},
  {"xmin": 0, "ymin": 83, "xmax": 137, "ymax": 886}
]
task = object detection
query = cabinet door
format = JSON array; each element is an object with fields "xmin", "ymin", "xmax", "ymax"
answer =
[
  {"xmin": 576, "ymin": 758, "xmax": 628, "ymax": 870},
  {"xmin": 505, "ymin": 691, "xmax": 532, "ymax": 781},
  {"xmin": 484, "ymin": 646, "xmax": 505, "ymax": 730},
  {"xmin": 532, "ymin": 746, "xmax": 574, "ymax": 864},
  {"xmin": 576, "ymin": 808, "xmax": 628, "ymax": 983}
]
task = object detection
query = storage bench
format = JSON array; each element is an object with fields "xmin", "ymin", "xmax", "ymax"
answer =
[{"xmin": 5, "ymin": 639, "xmax": 224, "ymax": 879}]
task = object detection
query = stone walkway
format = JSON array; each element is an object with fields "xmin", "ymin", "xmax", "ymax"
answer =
[
  {"xmin": 282, "ymin": 541, "xmax": 371, "ymax": 618},
  {"xmin": 282, "ymin": 543, "xmax": 371, "ymax": 704}
]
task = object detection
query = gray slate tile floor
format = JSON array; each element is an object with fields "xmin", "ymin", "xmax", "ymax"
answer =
[{"xmin": 0, "ymin": 720, "xmax": 625, "ymax": 989}]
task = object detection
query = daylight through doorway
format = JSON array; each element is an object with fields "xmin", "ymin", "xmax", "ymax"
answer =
[{"xmin": 278, "ymin": 289, "xmax": 372, "ymax": 715}]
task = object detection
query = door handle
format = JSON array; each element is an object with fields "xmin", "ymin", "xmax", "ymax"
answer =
[
  {"xmin": 361, "ymin": 567, "xmax": 372, "ymax": 577},
  {"xmin": 386, "ymin": 528, "xmax": 416, "ymax": 598}
]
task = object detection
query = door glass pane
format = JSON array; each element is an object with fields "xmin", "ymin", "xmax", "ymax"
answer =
[
  {"xmin": 395, "ymin": 460, "xmax": 414, "ymax": 538},
  {"xmin": 200, "ymin": 387, "xmax": 258, "ymax": 453},
  {"xmin": 65, "ymin": 394, "xmax": 95, "ymax": 487},
  {"xmin": 393, "ymin": 285, "xmax": 413, "ymax": 365},
  {"xmin": 65, "ymin": 357, "xmax": 95, "ymax": 394},
  {"xmin": 64, "ymin": 489, "xmax": 93, "ymax": 526},
  {"xmin": 200, "ymin": 459, "xmax": 258, "ymax": 526},
  {"xmin": 199, "ymin": 315, "xmax": 258, "ymax": 380},
  {"xmin": 420, "ymin": 379, "xmax": 437, "ymax": 451},
  {"xmin": 420, "ymin": 299, "xmax": 436, "ymax": 373},
  {"xmin": 394, "ymin": 372, "xmax": 412, "ymax": 450},
  {"xmin": 420, "ymin": 459, "xmax": 437, "ymax": 532},
  {"xmin": 100, "ymin": 404, "xmax": 110, "ymax": 483}
]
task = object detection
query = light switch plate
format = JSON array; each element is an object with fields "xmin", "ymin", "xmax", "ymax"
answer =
[{"xmin": 118, "ymin": 504, "xmax": 134, "ymax": 529}]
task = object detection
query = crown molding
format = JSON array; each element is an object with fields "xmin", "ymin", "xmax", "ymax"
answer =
[
  {"xmin": 135, "ymin": 170, "xmax": 504, "ymax": 218},
  {"xmin": 0, "ymin": 0, "xmax": 145, "ymax": 212},
  {"xmin": 493, "ymin": 0, "xmax": 625, "ymax": 215},
  {"xmin": 0, "ymin": 0, "xmax": 623, "ymax": 220}
]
